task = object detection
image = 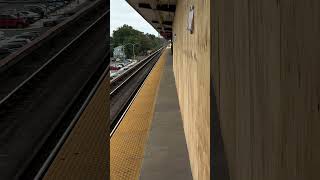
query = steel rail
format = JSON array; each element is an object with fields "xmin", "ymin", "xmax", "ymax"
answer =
[
  {"xmin": 0, "ymin": 10, "xmax": 109, "ymax": 107},
  {"xmin": 110, "ymin": 47, "xmax": 165, "ymax": 137},
  {"xmin": 110, "ymin": 48, "xmax": 164, "ymax": 95},
  {"xmin": 34, "ymin": 58, "xmax": 110, "ymax": 180},
  {"xmin": 110, "ymin": 47, "xmax": 163, "ymax": 86},
  {"xmin": 1, "ymin": 10, "xmax": 109, "ymax": 180}
]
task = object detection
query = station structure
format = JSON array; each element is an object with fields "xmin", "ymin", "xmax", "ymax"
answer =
[{"xmin": 0, "ymin": 0, "xmax": 319, "ymax": 179}]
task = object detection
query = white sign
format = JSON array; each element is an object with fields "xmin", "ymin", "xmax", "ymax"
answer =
[{"xmin": 187, "ymin": 5, "xmax": 194, "ymax": 33}]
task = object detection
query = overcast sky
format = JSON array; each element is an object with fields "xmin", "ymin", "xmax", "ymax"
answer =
[{"xmin": 110, "ymin": 0, "xmax": 159, "ymax": 36}]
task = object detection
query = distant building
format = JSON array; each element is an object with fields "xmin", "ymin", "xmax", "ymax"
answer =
[{"xmin": 113, "ymin": 46, "xmax": 126, "ymax": 60}]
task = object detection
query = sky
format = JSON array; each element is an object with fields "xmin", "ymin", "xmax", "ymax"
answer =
[{"xmin": 110, "ymin": 0, "xmax": 159, "ymax": 36}]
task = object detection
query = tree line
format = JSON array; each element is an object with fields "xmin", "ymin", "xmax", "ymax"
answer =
[{"xmin": 110, "ymin": 24, "xmax": 165, "ymax": 59}]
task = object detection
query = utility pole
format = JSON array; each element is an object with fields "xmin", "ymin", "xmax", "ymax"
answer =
[
  {"xmin": 123, "ymin": 43, "xmax": 137, "ymax": 60},
  {"xmin": 133, "ymin": 44, "xmax": 135, "ymax": 61}
]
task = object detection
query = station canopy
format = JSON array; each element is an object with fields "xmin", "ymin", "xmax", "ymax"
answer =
[{"xmin": 126, "ymin": 0, "xmax": 176, "ymax": 40}]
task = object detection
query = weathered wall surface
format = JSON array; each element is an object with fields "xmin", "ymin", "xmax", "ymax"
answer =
[
  {"xmin": 172, "ymin": 0, "xmax": 210, "ymax": 180},
  {"xmin": 212, "ymin": 0, "xmax": 320, "ymax": 179}
]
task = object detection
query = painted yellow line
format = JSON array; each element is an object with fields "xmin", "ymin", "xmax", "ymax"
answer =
[{"xmin": 110, "ymin": 50, "xmax": 168, "ymax": 180}]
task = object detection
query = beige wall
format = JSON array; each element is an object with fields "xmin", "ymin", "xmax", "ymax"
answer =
[
  {"xmin": 212, "ymin": 0, "xmax": 320, "ymax": 179},
  {"xmin": 172, "ymin": 0, "xmax": 210, "ymax": 180}
]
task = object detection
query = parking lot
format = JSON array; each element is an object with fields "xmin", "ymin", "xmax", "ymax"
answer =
[
  {"xmin": 0, "ymin": 0, "xmax": 90, "ymax": 60},
  {"xmin": 110, "ymin": 59, "xmax": 138, "ymax": 80}
]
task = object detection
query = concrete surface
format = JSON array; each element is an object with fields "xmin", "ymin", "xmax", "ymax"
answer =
[
  {"xmin": 110, "ymin": 49, "xmax": 167, "ymax": 180},
  {"xmin": 44, "ymin": 71, "xmax": 109, "ymax": 180},
  {"xmin": 139, "ymin": 50, "xmax": 193, "ymax": 180}
]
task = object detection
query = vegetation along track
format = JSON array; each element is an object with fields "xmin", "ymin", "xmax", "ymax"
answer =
[{"xmin": 0, "ymin": 7, "xmax": 109, "ymax": 180}]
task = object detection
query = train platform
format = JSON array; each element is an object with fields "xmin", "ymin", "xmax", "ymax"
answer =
[
  {"xmin": 110, "ymin": 48, "xmax": 192, "ymax": 180},
  {"xmin": 43, "ymin": 74, "xmax": 109, "ymax": 180}
]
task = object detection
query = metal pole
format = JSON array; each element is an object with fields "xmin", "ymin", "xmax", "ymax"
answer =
[
  {"xmin": 133, "ymin": 44, "xmax": 135, "ymax": 60},
  {"xmin": 123, "ymin": 43, "xmax": 136, "ymax": 60}
]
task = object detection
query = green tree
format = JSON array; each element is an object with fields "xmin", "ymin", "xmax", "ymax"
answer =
[{"xmin": 111, "ymin": 24, "xmax": 165, "ymax": 59}]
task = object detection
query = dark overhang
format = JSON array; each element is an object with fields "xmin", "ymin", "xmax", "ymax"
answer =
[
  {"xmin": 138, "ymin": 3, "xmax": 176, "ymax": 12},
  {"xmin": 126, "ymin": 0, "xmax": 176, "ymax": 40},
  {"xmin": 156, "ymin": 4, "xmax": 176, "ymax": 12}
]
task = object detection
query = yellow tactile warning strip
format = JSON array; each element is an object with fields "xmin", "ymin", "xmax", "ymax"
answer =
[
  {"xmin": 110, "ymin": 49, "xmax": 168, "ymax": 180},
  {"xmin": 44, "ymin": 74, "xmax": 109, "ymax": 179}
]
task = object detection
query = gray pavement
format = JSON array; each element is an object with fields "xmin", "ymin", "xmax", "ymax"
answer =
[{"xmin": 139, "ymin": 50, "xmax": 193, "ymax": 180}]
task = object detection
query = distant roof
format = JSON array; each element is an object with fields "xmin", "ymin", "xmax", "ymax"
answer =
[{"xmin": 126, "ymin": 0, "xmax": 176, "ymax": 40}]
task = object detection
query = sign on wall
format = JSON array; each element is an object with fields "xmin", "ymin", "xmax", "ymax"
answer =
[{"xmin": 187, "ymin": 5, "xmax": 194, "ymax": 34}]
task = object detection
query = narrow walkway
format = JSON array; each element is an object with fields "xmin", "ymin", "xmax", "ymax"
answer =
[{"xmin": 139, "ymin": 49, "xmax": 192, "ymax": 180}]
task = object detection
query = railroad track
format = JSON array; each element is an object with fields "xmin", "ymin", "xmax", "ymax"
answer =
[
  {"xmin": 0, "ymin": 0, "xmax": 106, "ymax": 99},
  {"xmin": 0, "ymin": 7, "xmax": 109, "ymax": 180},
  {"xmin": 110, "ymin": 47, "xmax": 165, "ymax": 136}
]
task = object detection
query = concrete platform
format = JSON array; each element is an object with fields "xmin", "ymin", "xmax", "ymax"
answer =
[
  {"xmin": 139, "ymin": 50, "xmax": 193, "ymax": 180},
  {"xmin": 110, "ymin": 49, "xmax": 167, "ymax": 180},
  {"xmin": 44, "ymin": 73, "xmax": 109, "ymax": 180}
]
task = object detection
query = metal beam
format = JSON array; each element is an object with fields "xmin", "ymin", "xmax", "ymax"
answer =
[
  {"xmin": 162, "ymin": 21, "xmax": 173, "ymax": 26},
  {"xmin": 152, "ymin": 21, "xmax": 173, "ymax": 26},
  {"xmin": 138, "ymin": 3, "xmax": 152, "ymax": 9},
  {"xmin": 138, "ymin": 3, "xmax": 176, "ymax": 12},
  {"xmin": 156, "ymin": 4, "xmax": 176, "ymax": 12}
]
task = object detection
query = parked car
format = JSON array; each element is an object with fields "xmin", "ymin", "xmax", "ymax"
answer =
[
  {"xmin": 123, "ymin": 66, "xmax": 129, "ymax": 70},
  {"xmin": 17, "ymin": 11, "xmax": 41, "ymax": 23},
  {"xmin": 116, "ymin": 63, "xmax": 125, "ymax": 68},
  {"xmin": 35, "ymin": 4, "xmax": 51, "ymax": 13},
  {"xmin": 122, "ymin": 59, "xmax": 131, "ymax": 65},
  {"xmin": 117, "ymin": 68, "xmax": 126, "ymax": 75},
  {"xmin": 110, "ymin": 65, "xmax": 120, "ymax": 71},
  {"xmin": 47, "ymin": 0, "xmax": 65, "ymax": 4},
  {"xmin": 21, "ymin": 31, "xmax": 41, "ymax": 37},
  {"xmin": 7, "ymin": 37, "xmax": 31, "ymax": 44},
  {"xmin": 110, "ymin": 72, "xmax": 118, "ymax": 79},
  {"xmin": 24, "ymin": 5, "xmax": 47, "ymax": 18},
  {"xmin": 0, "ymin": 42, "xmax": 26, "ymax": 51},
  {"xmin": 44, "ymin": 5, "xmax": 56, "ymax": 12},
  {"xmin": 0, "ymin": 14, "xmax": 29, "ymax": 28},
  {"xmin": 12, "ymin": 34, "xmax": 36, "ymax": 41},
  {"xmin": 16, "ymin": 31, "xmax": 40, "ymax": 40},
  {"xmin": 43, "ymin": 15, "xmax": 68, "ymax": 27},
  {"xmin": 53, "ymin": 2, "xmax": 65, "ymax": 8}
]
